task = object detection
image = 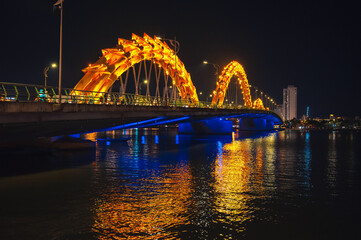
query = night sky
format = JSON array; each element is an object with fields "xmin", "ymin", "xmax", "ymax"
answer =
[{"xmin": 1, "ymin": 0, "xmax": 360, "ymax": 118}]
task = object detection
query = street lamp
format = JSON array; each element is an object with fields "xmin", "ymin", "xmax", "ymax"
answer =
[
  {"xmin": 203, "ymin": 60, "xmax": 220, "ymax": 76},
  {"xmin": 156, "ymin": 36, "xmax": 180, "ymax": 101},
  {"xmin": 204, "ymin": 61, "xmax": 220, "ymax": 104},
  {"xmin": 43, "ymin": 63, "xmax": 57, "ymax": 88},
  {"xmin": 139, "ymin": 79, "xmax": 148, "ymax": 95},
  {"xmin": 54, "ymin": 0, "xmax": 64, "ymax": 103}
]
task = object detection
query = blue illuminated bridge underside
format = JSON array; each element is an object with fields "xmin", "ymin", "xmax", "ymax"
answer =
[{"xmin": 0, "ymin": 102, "xmax": 282, "ymax": 140}]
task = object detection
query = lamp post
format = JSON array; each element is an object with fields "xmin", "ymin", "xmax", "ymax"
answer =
[
  {"xmin": 156, "ymin": 36, "xmax": 180, "ymax": 101},
  {"xmin": 54, "ymin": 0, "xmax": 63, "ymax": 103},
  {"xmin": 43, "ymin": 63, "xmax": 57, "ymax": 89},
  {"xmin": 203, "ymin": 61, "xmax": 220, "ymax": 76},
  {"xmin": 203, "ymin": 61, "xmax": 220, "ymax": 104},
  {"xmin": 139, "ymin": 79, "xmax": 148, "ymax": 95}
]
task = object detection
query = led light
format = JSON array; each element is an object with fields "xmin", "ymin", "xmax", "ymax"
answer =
[
  {"xmin": 72, "ymin": 33, "xmax": 199, "ymax": 103},
  {"xmin": 211, "ymin": 61, "xmax": 259, "ymax": 108}
]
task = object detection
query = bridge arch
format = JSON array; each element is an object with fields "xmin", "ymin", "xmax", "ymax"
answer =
[
  {"xmin": 72, "ymin": 33, "xmax": 199, "ymax": 103},
  {"xmin": 211, "ymin": 61, "xmax": 264, "ymax": 109},
  {"xmin": 253, "ymin": 98, "xmax": 265, "ymax": 110}
]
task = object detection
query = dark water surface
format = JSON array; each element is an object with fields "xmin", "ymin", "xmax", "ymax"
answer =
[{"xmin": 1, "ymin": 129, "xmax": 361, "ymax": 239}]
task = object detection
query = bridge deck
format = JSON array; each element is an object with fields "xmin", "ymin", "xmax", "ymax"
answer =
[{"xmin": 0, "ymin": 102, "xmax": 282, "ymax": 141}]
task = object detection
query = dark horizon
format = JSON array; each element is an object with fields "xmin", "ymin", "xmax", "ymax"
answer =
[{"xmin": 1, "ymin": 0, "xmax": 360, "ymax": 118}]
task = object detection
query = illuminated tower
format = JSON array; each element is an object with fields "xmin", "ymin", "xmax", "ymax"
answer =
[{"xmin": 282, "ymin": 85, "xmax": 297, "ymax": 120}]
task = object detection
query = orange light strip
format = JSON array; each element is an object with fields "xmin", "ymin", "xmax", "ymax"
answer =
[
  {"xmin": 72, "ymin": 33, "xmax": 199, "ymax": 103},
  {"xmin": 253, "ymin": 98, "xmax": 265, "ymax": 110},
  {"xmin": 211, "ymin": 61, "xmax": 264, "ymax": 109}
]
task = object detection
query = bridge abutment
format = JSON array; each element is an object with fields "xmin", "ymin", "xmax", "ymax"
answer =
[
  {"xmin": 178, "ymin": 118, "xmax": 233, "ymax": 134},
  {"xmin": 239, "ymin": 118, "xmax": 275, "ymax": 131},
  {"xmin": 266, "ymin": 120, "xmax": 274, "ymax": 130}
]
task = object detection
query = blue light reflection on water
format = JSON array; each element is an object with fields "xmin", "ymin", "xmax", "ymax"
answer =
[
  {"xmin": 304, "ymin": 132, "xmax": 312, "ymax": 189},
  {"xmin": 1, "ymin": 130, "xmax": 361, "ymax": 239},
  {"xmin": 141, "ymin": 135, "xmax": 146, "ymax": 144},
  {"xmin": 217, "ymin": 141, "xmax": 223, "ymax": 168}
]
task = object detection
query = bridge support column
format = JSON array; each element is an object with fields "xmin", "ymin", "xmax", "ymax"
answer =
[
  {"xmin": 266, "ymin": 120, "xmax": 274, "ymax": 130},
  {"xmin": 178, "ymin": 118, "xmax": 233, "ymax": 134},
  {"xmin": 239, "ymin": 118, "xmax": 268, "ymax": 131}
]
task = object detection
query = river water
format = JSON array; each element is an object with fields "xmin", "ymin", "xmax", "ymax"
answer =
[{"xmin": 0, "ymin": 129, "xmax": 360, "ymax": 239}]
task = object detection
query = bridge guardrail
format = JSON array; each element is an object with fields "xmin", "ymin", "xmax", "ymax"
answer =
[{"xmin": 0, "ymin": 82, "xmax": 267, "ymax": 111}]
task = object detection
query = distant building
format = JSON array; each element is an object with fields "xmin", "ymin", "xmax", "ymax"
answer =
[{"xmin": 282, "ymin": 85, "xmax": 297, "ymax": 120}]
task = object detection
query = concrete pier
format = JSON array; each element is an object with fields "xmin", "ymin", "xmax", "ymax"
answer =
[{"xmin": 178, "ymin": 118, "xmax": 233, "ymax": 134}]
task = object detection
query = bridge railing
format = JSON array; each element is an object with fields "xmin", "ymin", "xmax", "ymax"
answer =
[{"xmin": 0, "ymin": 82, "xmax": 262, "ymax": 111}]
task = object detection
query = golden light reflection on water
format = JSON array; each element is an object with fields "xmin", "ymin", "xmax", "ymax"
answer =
[
  {"xmin": 214, "ymin": 140, "xmax": 253, "ymax": 227},
  {"xmin": 91, "ymin": 164, "xmax": 191, "ymax": 239},
  {"xmin": 85, "ymin": 130, "xmax": 278, "ymax": 237},
  {"xmin": 213, "ymin": 134, "xmax": 277, "ymax": 229},
  {"xmin": 327, "ymin": 131, "xmax": 338, "ymax": 191},
  {"xmin": 83, "ymin": 132, "xmax": 98, "ymax": 141}
]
